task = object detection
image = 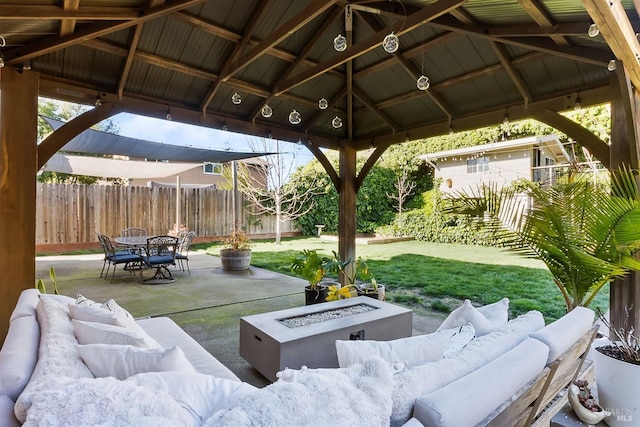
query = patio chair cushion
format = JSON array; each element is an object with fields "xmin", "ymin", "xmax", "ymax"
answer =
[
  {"xmin": 436, "ymin": 298, "xmax": 508, "ymax": 336},
  {"xmin": 143, "ymin": 254, "xmax": 175, "ymax": 265},
  {"xmin": 530, "ymin": 305, "xmax": 595, "ymax": 364},
  {"xmin": 0, "ymin": 315, "xmax": 40, "ymax": 400},
  {"xmin": 108, "ymin": 253, "xmax": 142, "ymax": 264},
  {"xmin": 335, "ymin": 323, "xmax": 475, "ymax": 370},
  {"xmin": 77, "ymin": 344, "xmax": 196, "ymax": 380},
  {"xmin": 72, "ymin": 320, "xmax": 159, "ymax": 349},
  {"xmin": 127, "ymin": 371, "xmax": 256, "ymax": 423},
  {"xmin": 413, "ymin": 338, "xmax": 549, "ymax": 427}
]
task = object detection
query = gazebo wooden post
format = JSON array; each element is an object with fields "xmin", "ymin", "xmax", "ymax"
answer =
[
  {"xmin": 0, "ymin": 68, "xmax": 39, "ymax": 340},
  {"xmin": 338, "ymin": 144, "xmax": 357, "ymax": 284},
  {"xmin": 609, "ymin": 64, "xmax": 640, "ymax": 333}
]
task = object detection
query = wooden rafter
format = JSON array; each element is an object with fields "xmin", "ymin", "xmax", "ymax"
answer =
[
  {"xmin": 117, "ymin": 24, "xmax": 143, "ymax": 100},
  {"xmin": 517, "ymin": 0, "xmax": 570, "ymax": 46},
  {"xmin": 226, "ymin": 0, "xmax": 339, "ymax": 81},
  {"xmin": 582, "ymin": 0, "xmax": 640, "ymax": 91},
  {"xmin": 200, "ymin": 0, "xmax": 271, "ymax": 114},
  {"xmin": 3, "ymin": 0, "xmax": 206, "ymax": 64},
  {"xmin": 59, "ymin": 0, "xmax": 79, "ymax": 36},
  {"xmin": 274, "ymin": 0, "xmax": 466, "ymax": 95},
  {"xmin": 0, "ymin": 5, "xmax": 141, "ymax": 20},
  {"xmin": 490, "ymin": 41, "xmax": 532, "ymax": 106}
]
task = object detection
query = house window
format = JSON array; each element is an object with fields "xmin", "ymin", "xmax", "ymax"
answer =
[
  {"xmin": 203, "ymin": 162, "xmax": 223, "ymax": 175},
  {"xmin": 466, "ymin": 156, "xmax": 489, "ymax": 173}
]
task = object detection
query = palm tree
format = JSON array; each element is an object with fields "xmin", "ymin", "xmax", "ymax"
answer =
[{"xmin": 445, "ymin": 166, "xmax": 640, "ymax": 311}]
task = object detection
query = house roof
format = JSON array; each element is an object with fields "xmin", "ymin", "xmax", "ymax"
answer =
[
  {"xmin": 419, "ymin": 134, "xmax": 570, "ymax": 162},
  {"xmin": 42, "ymin": 116, "xmax": 271, "ymax": 163},
  {"xmin": 2, "ymin": 1, "xmax": 636, "ymax": 152}
]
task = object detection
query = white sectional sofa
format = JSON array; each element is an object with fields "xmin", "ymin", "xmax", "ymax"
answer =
[{"xmin": 0, "ymin": 289, "xmax": 598, "ymax": 426}]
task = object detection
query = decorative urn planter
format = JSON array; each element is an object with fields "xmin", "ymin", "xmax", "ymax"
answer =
[
  {"xmin": 592, "ymin": 341, "xmax": 640, "ymax": 426},
  {"xmin": 220, "ymin": 249, "xmax": 252, "ymax": 271}
]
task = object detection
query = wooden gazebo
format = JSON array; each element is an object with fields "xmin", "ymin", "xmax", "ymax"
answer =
[{"xmin": 1, "ymin": 0, "xmax": 639, "ymax": 338}]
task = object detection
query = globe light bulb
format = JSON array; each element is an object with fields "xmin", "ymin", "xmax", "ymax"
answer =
[
  {"xmin": 416, "ymin": 75, "xmax": 430, "ymax": 91},
  {"xmin": 382, "ymin": 32, "xmax": 399, "ymax": 53},
  {"xmin": 261, "ymin": 104, "xmax": 273, "ymax": 118},
  {"xmin": 334, "ymin": 34, "xmax": 347, "ymax": 52},
  {"xmin": 231, "ymin": 92, "xmax": 242, "ymax": 105},
  {"xmin": 588, "ymin": 24, "xmax": 600, "ymax": 38},
  {"xmin": 608, "ymin": 60, "xmax": 617, "ymax": 72},
  {"xmin": 331, "ymin": 116, "xmax": 343, "ymax": 129},
  {"xmin": 318, "ymin": 98, "xmax": 328, "ymax": 110},
  {"xmin": 289, "ymin": 109, "xmax": 301, "ymax": 125}
]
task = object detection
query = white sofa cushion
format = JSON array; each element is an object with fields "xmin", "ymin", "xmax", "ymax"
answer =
[
  {"xmin": 436, "ymin": 298, "xmax": 508, "ymax": 336},
  {"xmin": 9, "ymin": 289, "xmax": 40, "ymax": 322},
  {"xmin": 391, "ymin": 310, "xmax": 545, "ymax": 426},
  {"xmin": 77, "ymin": 343, "xmax": 196, "ymax": 380},
  {"xmin": 530, "ymin": 305, "xmax": 594, "ymax": 364},
  {"xmin": 0, "ymin": 395, "xmax": 20, "ymax": 427},
  {"xmin": 72, "ymin": 320, "xmax": 159, "ymax": 348},
  {"xmin": 137, "ymin": 316, "xmax": 241, "ymax": 381},
  {"xmin": 0, "ymin": 316, "xmax": 39, "ymax": 400},
  {"xmin": 413, "ymin": 338, "xmax": 549, "ymax": 427},
  {"xmin": 127, "ymin": 372, "xmax": 256, "ymax": 423}
]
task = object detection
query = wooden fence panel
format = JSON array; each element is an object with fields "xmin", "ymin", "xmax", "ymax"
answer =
[{"xmin": 36, "ymin": 183, "xmax": 295, "ymax": 245}]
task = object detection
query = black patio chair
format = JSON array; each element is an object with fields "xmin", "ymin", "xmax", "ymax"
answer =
[
  {"xmin": 98, "ymin": 233, "xmax": 144, "ymax": 282},
  {"xmin": 140, "ymin": 235, "xmax": 178, "ymax": 284},
  {"xmin": 175, "ymin": 231, "xmax": 196, "ymax": 275}
]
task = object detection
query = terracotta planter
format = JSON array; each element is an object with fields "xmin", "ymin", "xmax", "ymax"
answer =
[
  {"xmin": 592, "ymin": 341, "xmax": 640, "ymax": 426},
  {"xmin": 220, "ymin": 249, "xmax": 252, "ymax": 271}
]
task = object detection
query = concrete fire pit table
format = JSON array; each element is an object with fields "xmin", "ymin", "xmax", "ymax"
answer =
[{"xmin": 239, "ymin": 296, "xmax": 413, "ymax": 381}]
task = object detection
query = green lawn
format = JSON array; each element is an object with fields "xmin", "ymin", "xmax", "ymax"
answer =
[{"xmin": 196, "ymin": 237, "xmax": 610, "ymax": 322}]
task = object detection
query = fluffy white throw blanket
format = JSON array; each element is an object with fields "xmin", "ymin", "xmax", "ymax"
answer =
[
  {"xmin": 22, "ymin": 376, "xmax": 193, "ymax": 426},
  {"xmin": 205, "ymin": 357, "xmax": 394, "ymax": 427}
]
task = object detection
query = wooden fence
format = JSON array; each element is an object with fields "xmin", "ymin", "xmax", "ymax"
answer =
[{"xmin": 36, "ymin": 183, "xmax": 294, "ymax": 246}]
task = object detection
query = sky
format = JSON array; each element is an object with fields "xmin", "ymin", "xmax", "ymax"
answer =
[{"xmin": 110, "ymin": 112, "xmax": 316, "ymax": 171}]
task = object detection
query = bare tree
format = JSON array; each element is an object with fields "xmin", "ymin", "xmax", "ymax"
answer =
[
  {"xmin": 236, "ymin": 138, "xmax": 322, "ymax": 244},
  {"xmin": 387, "ymin": 169, "xmax": 416, "ymax": 226}
]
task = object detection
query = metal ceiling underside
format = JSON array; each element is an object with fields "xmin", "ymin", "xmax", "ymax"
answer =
[{"xmin": 0, "ymin": 0, "xmax": 637, "ymax": 151}]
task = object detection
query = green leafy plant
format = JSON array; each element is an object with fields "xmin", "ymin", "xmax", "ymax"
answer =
[
  {"xmin": 221, "ymin": 227, "xmax": 252, "ymax": 251},
  {"xmin": 36, "ymin": 266, "xmax": 59, "ymax": 294},
  {"xmin": 290, "ymin": 250, "xmax": 329, "ymax": 290},
  {"xmin": 325, "ymin": 251, "xmax": 377, "ymax": 295},
  {"xmin": 446, "ymin": 166, "xmax": 640, "ymax": 311}
]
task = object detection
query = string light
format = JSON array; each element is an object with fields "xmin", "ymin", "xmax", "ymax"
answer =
[
  {"xmin": 289, "ymin": 110, "xmax": 302, "ymax": 125},
  {"xmin": 261, "ymin": 104, "xmax": 273, "ymax": 118}
]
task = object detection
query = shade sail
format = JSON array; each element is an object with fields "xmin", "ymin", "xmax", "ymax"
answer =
[
  {"xmin": 43, "ymin": 154, "xmax": 200, "ymax": 179},
  {"xmin": 42, "ymin": 116, "xmax": 270, "ymax": 163}
]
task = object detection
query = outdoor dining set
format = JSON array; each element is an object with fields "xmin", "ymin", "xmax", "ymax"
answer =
[{"xmin": 96, "ymin": 227, "xmax": 195, "ymax": 284}]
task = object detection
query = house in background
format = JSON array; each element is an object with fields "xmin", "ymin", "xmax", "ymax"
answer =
[{"xmin": 419, "ymin": 135, "xmax": 573, "ymax": 195}]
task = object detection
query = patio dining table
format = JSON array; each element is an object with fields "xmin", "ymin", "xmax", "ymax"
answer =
[{"xmin": 113, "ymin": 235, "xmax": 148, "ymax": 273}]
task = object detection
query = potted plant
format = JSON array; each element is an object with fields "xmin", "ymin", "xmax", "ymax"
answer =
[
  {"xmin": 446, "ymin": 166, "xmax": 640, "ymax": 312},
  {"xmin": 324, "ymin": 252, "xmax": 382, "ymax": 301},
  {"xmin": 567, "ymin": 379, "xmax": 611, "ymax": 424},
  {"xmin": 290, "ymin": 250, "xmax": 330, "ymax": 305},
  {"xmin": 219, "ymin": 227, "xmax": 253, "ymax": 271},
  {"xmin": 591, "ymin": 309, "xmax": 639, "ymax": 426}
]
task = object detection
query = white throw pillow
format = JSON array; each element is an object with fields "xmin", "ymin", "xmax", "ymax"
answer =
[
  {"xmin": 436, "ymin": 300, "xmax": 492, "ymax": 335},
  {"xmin": 477, "ymin": 297, "xmax": 509, "ymax": 325},
  {"xmin": 72, "ymin": 320, "xmax": 159, "ymax": 348},
  {"xmin": 77, "ymin": 344, "xmax": 196, "ymax": 380},
  {"xmin": 336, "ymin": 328, "xmax": 456, "ymax": 370},
  {"xmin": 127, "ymin": 371, "xmax": 256, "ymax": 423},
  {"xmin": 75, "ymin": 293, "xmax": 96, "ymax": 306},
  {"xmin": 68, "ymin": 302, "xmax": 146, "ymax": 335},
  {"xmin": 442, "ymin": 323, "xmax": 475, "ymax": 357}
]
